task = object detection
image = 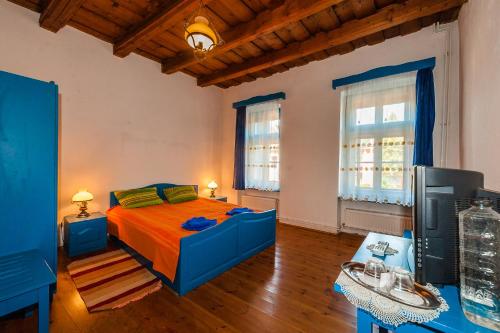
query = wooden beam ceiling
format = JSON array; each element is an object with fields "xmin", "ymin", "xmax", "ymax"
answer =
[
  {"xmin": 113, "ymin": 0, "xmax": 213, "ymax": 58},
  {"xmin": 197, "ymin": 0, "xmax": 465, "ymax": 87},
  {"xmin": 161, "ymin": 0, "xmax": 348, "ymax": 75},
  {"xmin": 39, "ymin": 0, "xmax": 85, "ymax": 32}
]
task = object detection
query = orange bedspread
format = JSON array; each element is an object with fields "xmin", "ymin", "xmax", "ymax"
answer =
[{"xmin": 107, "ymin": 198, "xmax": 239, "ymax": 281}]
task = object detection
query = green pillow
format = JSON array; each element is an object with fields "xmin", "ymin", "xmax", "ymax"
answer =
[
  {"xmin": 114, "ymin": 187, "xmax": 163, "ymax": 208},
  {"xmin": 164, "ymin": 185, "xmax": 198, "ymax": 204}
]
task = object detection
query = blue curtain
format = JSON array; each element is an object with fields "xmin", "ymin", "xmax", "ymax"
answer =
[
  {"xmin": 233, "ymin": 106, "xmax": 246, "ymax": 190},
  {"xmin": 413, "ymin": 68, "xmax": 435, "ymax": 166}
]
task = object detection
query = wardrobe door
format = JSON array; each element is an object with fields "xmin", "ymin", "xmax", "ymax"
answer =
[{"xmin": 0, "ymin": 70, "xmax": 58, "ymax": 275}]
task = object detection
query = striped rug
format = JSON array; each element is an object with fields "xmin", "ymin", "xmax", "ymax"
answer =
[{"xmin": 67, "ymin": 249, "xmax": 162, "ymax": 312}]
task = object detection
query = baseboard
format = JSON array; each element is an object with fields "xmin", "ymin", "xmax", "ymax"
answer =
[{"xmin": 279, "ymin": 217, "xmax": 340, "ymax": 234}]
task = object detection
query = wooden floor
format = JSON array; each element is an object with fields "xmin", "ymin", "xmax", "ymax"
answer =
[{"xmin": 0, "ymin": 223, "xmax": 364, "ymax": 333}]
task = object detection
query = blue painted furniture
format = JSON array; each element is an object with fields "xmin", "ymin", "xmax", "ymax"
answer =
[
  {"xmin": 0, "ymin": 250, "xmax": 56, "ymax": 333},
  {"xmin": 64, "ymin": 212, "xmax": 108, "ymax": 257},
  {"xmin": 109, "ymin": 183, "xmax": 276, "ymax": 296},
  {"xmin": 205, "ymin": 195, "xmax": 228, "ymax": 202},
  {"xmin": 0, "ymin": 71, "xmax": 58, "ymax": 284},
  {"xmin": 334, "ymin": 232, "xmax": 497, "ymax": 333}
]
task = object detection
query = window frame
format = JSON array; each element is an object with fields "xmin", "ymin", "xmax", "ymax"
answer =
[{"xmin": 345, "ymin": 91, "xmax": 414, "ymax": 200}]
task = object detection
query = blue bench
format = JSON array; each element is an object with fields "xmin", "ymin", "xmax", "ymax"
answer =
[{"xmin": 0, "ymin": 250, "xmax": 56, "ymax": 333}]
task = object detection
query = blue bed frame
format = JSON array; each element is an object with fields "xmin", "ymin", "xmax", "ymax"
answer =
[{"xmin": 109, "ymin": 183, "xmax": 276, "ymax": 296}]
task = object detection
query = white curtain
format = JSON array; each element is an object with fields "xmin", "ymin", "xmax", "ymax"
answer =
[
  {"xmin": 245, "ymin": 100, "xmax": 280, "ymax": 191},
  {"xmin": 339, "ymin": 72, "xmax": 416, "ymax": 206}
]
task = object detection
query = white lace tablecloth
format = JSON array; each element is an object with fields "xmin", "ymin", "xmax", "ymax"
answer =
[{"xmin": 336, "ymin": 271, "xmax": 449, "ymax": 327}]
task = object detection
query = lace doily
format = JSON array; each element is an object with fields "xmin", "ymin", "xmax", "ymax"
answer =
[{"xmin": 336, "ymin": 272, "xmax": 449, "ymax": 327}]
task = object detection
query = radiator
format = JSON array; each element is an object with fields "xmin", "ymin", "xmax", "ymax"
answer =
[
  {"xmin": 342, "ymin": 208, "xmax": 411, "ymax": 236},
  {"xmin": 241, "ymin": 195, "xmax": 279, "ymax": 216}
]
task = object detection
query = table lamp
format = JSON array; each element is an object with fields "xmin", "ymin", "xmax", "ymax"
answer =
[
  {"xmin": 208, "ymin": 181, "xmax": 218, "ymax": 198},
  {"xmin": 72, "ymin": 190, "xmax": 93, "ymax": 218}
]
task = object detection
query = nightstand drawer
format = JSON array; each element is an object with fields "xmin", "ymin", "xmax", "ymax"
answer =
[
  {"xmin": 70, "ymin": 238, "xmax": 107, "ymax": 257},
  {"xmin": 70, "ymin": 219, "xmax": 106, "ymax": 243}
]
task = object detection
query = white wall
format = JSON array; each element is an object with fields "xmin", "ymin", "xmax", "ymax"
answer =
[
  {"xmin": 459, "ymin": 0, "xmax": 500, "ymax": 190},
  {"xmin": 0, "ymin": 1, "xmax": 224, "ymax": 220},
  {"xmin": 221, "ymin": 26, "xmax": 459, "ymax": 233},
  {"xmin": 1, "ymin": 0, "xmax": 468, "ymax": 235}
]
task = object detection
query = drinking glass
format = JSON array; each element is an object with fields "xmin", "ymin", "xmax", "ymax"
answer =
[
  {"xmin": 392, "ymin": 267, "xmax": 415, "ymax": 292},
  {"xmin": 388, "ymin": 267, "xmax": 425, "ymax": 305},
  {"xmin": 361, "ymin": 258, "xmax": 387, "ymax": 288}
]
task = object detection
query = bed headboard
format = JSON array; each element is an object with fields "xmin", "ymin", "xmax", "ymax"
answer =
[{"xmin": 109, "ymin": 183, "xmax": 199, "ymax": 208}]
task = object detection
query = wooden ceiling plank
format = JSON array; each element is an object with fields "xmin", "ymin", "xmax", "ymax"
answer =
[
  {"xmin": 287, "ymin": 21, "xmax": 311, "ymax": 42},
  {"xmin": 218, "ymin": 0, "xmax": 255, "ymax": 22},
  {"xmin": 197, "ymin": 0, "xmax": 465, "ymax": 87},
  {"xmin": 81, "ymin": 0, "xmax": 148, "ymax": 29},
  {"xmin": 241, "ymin": 0, "xmax": 267, "ymax": 12},
  {"xmin": 374, "ymin": 0, "xmax": 398, "ymax": 8},
  {"xmin": 333, "ymin": 1, "xmax": 355, "ymax": 22},
  {"xmin": 113, "ymin": 0, "xmax": 214, "ymax": 58},
  {"xmin": 162, "ymin": 0, "xmax": 347, "ymax": 74},
  {"xmin": 220, "ymin": 50, "xmax": 246, "ymax": 64},
  {"xmin": 315, "ymin": 8, "xmax": 341, "ymax": 31},
  {"xmin": 301, "ymin": 14, "xmax": 322, "ymax": 35},
  {"xmin": 70, "ymin": 6, "xmax": 124, "ymax": 41},
  {"xmin": 39, "ymin": 0, "xmax": 86, "ymax": 32},
  {"xmin": 9, "ymin": 0, "xmax": 42, "ymax": 12},
  {"xmin": 259, "ymin": 32, "xmax": 287, "ymax": 50},
  {"xmin": 207, "ymin": 0, "xmax": 245, "ymax": 26},
  {"xmin": 349, "ymin": 0, "xmax": 386, "ymax": 46},
  {"xmin": 350, "ymin": 0, "xmax": 377, "ymax": 19}
]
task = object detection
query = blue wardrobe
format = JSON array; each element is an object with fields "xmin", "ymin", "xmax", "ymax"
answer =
[{"xmin": 0, "ymin": 70, "xmax": 59, "ymax": 283}]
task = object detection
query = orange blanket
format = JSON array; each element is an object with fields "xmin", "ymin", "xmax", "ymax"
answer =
[{"xmin": 107, "ymin": 198, "xmax": 239, "ymax": 281}]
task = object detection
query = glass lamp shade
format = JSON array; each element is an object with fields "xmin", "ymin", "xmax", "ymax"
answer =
[
  {"xmin": 72, "ymin": 190, "xmax": 94, "ymax": 203},
  {"xmin": 208, "ymin": 181, "xmax": 218, "ymax": 190},
  {"xmin": 185, "ymin": 16, "xmax": 218, "ymax": 52}
]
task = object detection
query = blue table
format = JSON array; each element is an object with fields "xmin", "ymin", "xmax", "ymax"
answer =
[
  {"xmin": 334, "ymin": 232, "xmax": 496, "ymax": 333},
  {"xmin": 0, "ymin": 250, "xmax": 56, "ymax": 333}
]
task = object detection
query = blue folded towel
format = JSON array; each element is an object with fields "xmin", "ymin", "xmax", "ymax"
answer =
[
  {"xmin": 182, "ymin": 217, "xmax": 217, "ymax": 231},
  {"xmin": 226, "ymin": 207, "xmax": 254, "ymax": 216}
]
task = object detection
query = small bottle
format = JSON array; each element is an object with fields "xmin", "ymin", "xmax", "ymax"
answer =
[{"xmin": 459, "ymin": 199, "xmax": 499, "ymax": 331}]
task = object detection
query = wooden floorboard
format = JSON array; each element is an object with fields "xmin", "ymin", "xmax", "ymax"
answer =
[{"xmin": 0, "ymin": 223, "xmax": 363, "ymax": 333}]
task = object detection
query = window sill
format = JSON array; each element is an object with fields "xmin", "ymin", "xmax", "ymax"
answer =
[
  {"xmin": 338, "ymin": 197, "xmax": 413, "ymax": 208},
  {"xmin": 240, "ymin": 189, "xmax": 280, "ymax": 198}
]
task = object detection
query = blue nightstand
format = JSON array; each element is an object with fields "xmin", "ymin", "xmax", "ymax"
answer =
[
  {"xmin": 205, "ymin": 195, "xmax": 228, "ymax": 202},
  {"xmin": 64, "ymin": 212, "xmax": 107, "ymax": 257}
]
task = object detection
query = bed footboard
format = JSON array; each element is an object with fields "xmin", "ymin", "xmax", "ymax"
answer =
[{"xmin": 176, "ymin": 209, "xmax": 276, "ymax": 295}]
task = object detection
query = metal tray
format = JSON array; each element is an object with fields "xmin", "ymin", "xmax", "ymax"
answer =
[{"xmin": 341, "ymin": 262, "xmax": 441, "ymax": 310}]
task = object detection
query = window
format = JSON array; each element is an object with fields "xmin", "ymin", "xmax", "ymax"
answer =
[
  {"xmin": 245, "ymin": 100, "xmax": 281, "ymax": 191},
  {"xmin": 339, "ymin": 72, "xmax": 416, "ymax": 205}
]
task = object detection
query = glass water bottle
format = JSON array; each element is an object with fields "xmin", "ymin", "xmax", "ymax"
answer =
[{"xmin": 459, "ymin": 199, "xmax": 500, "ymax": 331}]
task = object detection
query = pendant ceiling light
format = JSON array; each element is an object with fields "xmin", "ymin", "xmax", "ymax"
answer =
[{"xmin": 184, "ymin": 0, "xmax": 223, "ymax": 61}]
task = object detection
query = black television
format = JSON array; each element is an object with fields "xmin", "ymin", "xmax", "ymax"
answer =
[{"xmin": 412, "ymin": 166, "xmax": 484, "ymax": 285}]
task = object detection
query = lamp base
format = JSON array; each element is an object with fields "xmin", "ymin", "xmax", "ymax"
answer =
[
  {"xmin": 77, "ymin": 211, "xmax": 90, "ymax": 218},
  {"xmin": 76, "ymin": 202, "xmax": 90, "ymax": 218},
  {"xmin": 210, "ymin": 189, "xmax": 216, "ymax": 198}
]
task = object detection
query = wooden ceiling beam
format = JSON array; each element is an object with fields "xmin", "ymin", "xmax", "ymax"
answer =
[
  {"xmin": 113, "ymin": 0, "xmax": 212, "ymax": 58},
  {"xmin": 197, "ymin": 0, "xmax": 465, "ymax": 87},
  {"xmin": 39, "ymin": 0, "xmax": 85, "ymax": 32},
  {"xmin": 162, "ymin": 0, "xmax": 347, "ymax": 74}
]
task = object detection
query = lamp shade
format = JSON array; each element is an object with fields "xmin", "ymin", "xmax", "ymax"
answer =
[
  {"xmin": 185, "ymin": 16, "xmax": 218, "ymax": 51},
  {"xmin": 72, "ymin": 190, "xmax": 94, "ymax": 203},
  {"xmin": 208, "ymin": 181, "xmax": 218, "ymax": 190}
]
